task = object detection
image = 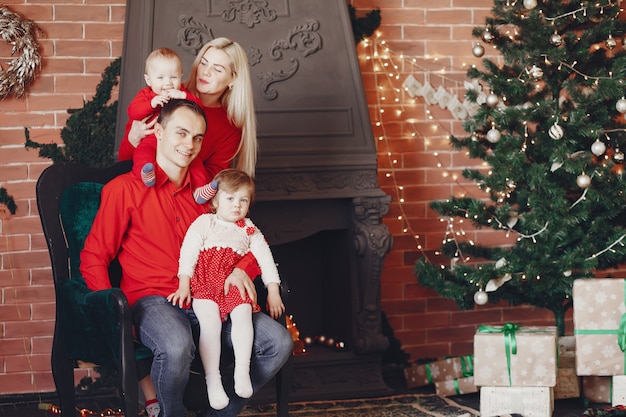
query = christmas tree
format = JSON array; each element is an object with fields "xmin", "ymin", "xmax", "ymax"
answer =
[{"xmin": 415, "ymin": 0, "xmax": 626, "ymax": 335}]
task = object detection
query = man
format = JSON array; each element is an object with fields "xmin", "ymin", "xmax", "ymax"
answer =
[{"xmin": 80, "ymin": 99, "xmax": 292, "ymax": 417}]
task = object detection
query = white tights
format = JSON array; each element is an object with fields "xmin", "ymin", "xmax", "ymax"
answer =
[{"xmin": 193, "ymin": 299, "xmax": 254, "ymax": 410}]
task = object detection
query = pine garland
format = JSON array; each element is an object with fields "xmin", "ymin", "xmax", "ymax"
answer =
[
  {"xmin": 25, "ymin": 58, "xmax": 121, "ymax": 168},
  {"xmin": 348, "ymin": 5, "xmax": 381, "ymax": 43}
]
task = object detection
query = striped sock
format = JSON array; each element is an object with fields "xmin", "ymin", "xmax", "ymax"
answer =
[
  {"xmin": 194, "ymin": 180, "xmax": 218, "ymax": 204},
  {"xmin": 145, "ymin": 399, "xmax": 160, "ymax": 417},
  {"xmin": 141, "ymin": 163, "xmax": 156, "ymax": 187}
]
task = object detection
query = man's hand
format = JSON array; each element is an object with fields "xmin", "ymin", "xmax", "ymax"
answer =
[
  {"xmin": 224, "ymin": 267, "xmax": 257, "ymax": 304},
  {"xmin": 128, "ymin": 115, "xmax": 157, "ymax": 147}
]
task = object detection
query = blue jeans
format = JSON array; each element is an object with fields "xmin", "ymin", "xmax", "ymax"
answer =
[{"xmin": 133, "ymin": 296, "xmax": 293, "ymax": 417}]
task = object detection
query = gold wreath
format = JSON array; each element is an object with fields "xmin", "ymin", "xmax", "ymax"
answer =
[{"xmin": 0, "ymin": 5, "xmax": 42, "ymax": 100}]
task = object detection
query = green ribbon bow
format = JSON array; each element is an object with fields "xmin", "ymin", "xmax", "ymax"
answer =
[
  {"xmin": 478, "ymin": 322, "xmax": 520, "ymax": 386},
  {"xmin": 460, "ymin": 354, "xmax": 474, "ymax": 377}
]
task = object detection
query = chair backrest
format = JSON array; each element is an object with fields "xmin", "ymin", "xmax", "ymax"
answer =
[{"xmin": 37, "ymin": 161, "xmax": 132, "ymax": 288}]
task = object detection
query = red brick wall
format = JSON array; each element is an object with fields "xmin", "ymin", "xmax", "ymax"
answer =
[
  {"xmin": 0, "ymin": 0, "xmax": 125, "ymax": 395},
  {"xmin": 0, "ymin": 0, "xmax": 571, "ymax": 395}
]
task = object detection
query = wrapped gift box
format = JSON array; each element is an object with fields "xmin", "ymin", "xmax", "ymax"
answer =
[
  {"xmin": 558, "ymin": 335, "xmax": 576, "ymax": 353},
  {"xmin": 583, "ymin": 376, "xmax": 611, "ymax": 403},
  {"xmin": 480, "ymin": 386, "xmax": 553, "ymax": 417},
  {"xmin": 613, "ymin": 375, "xmax": 626, "ymax": 406},
  {"xmin": 559, "ymin": 351, "xmax": 576, "ymax": 369},
  {"xmin": 434, "ymin": 376, "xmax": 478, "ymax": 396},
  {"xmin": 554, "ymin": 368, "xmax": 580, "ymax": 399},
  {"xmin": 581, "ymin": 375, "xmax": 626, "ymax": 405},
  {"xmin": 474, "ymin": 324, "xmax": 557, "ymax": 387},
  {"xmin": 573, "ymin": 279, "xmax": 626, "ymax": 375},
  {"xmin": 404, "ymin": 355, "xmax": 473, "ymax": 388}
]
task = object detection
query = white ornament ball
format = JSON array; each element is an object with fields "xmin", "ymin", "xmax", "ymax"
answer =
[
  {"xmin": 523, "ymin": 0, "xmax": 538, "ymax": 9},
  {"xmin": 486, "ymin": 127, "xmax": 501, "ymax": 143},
  {"xmin": 486, "ymin": 93, "xmax": 499, "ymax": 107},
  {"xmin": 616, "ymin": 98, "xmax": 626, "ymax": 113},
  {"xmin": 591, "ymin": 139, "xmax": 606, "ymax": 156},
  {"xmin": 529, "ymin": 65, "xmax": 543, "ymax": 79},
  {"xmin": 472, "ymin": 44, "xmax": 485, "ymax": 57},
  {"xmin": 614, "ymin": 150, "xmax": 625, "ymax": 163},
  {"xmin": 549, "ymin": 123, "xmax": 564, "ymax": 140},
  {"xmin": 576, "ymin": 173, "xmax": 591, "ymax": 188},
  {"xmin": 474, "ymin": 290, "xmax": 488, "ymax": 305}
]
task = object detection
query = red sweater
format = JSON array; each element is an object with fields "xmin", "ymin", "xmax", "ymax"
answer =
[{"xmin": 80, "ymin": 166, "xmax": 260, "ymax": 306}]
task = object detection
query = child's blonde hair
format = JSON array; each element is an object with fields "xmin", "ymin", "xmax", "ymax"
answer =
[
  {"xmin": 211, "ymin": 169, "xmax": 256, "ymax": 211},
  {"xmin": 145, "ymin": 47, "xmax": 182, "ymax": 74},
  {"xmin": 186, "ymin": 38, "xmax": 258, "ymax": 178}
]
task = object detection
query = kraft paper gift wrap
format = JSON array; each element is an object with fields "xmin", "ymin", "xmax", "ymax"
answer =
[
  {"xmin": 480, "ymin": 386, "xmax": 553, "ymax": 417},
  {"xmin": 554, "ymin": 368, "xmax": 581, "ymax": 400},
  {"xmin": 434, "ymin": 376, "xmax": 478, "ymax": 396},
  {"xmin": 583, "ymin": 375, "xmax": 612, "ymax": 403},
  {"xmin": 474, "ymin": 323, "xmax": 557, "ymax": 387},
  {"xmin": 573, "ymin": 279, "xmax": 626, "ymax": 375},
  {"xmin": 404, "ymin": 355, "xmax": 473, "ymax": 388}
]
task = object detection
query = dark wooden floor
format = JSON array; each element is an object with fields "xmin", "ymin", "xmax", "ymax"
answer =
[{"xmin": 0, "ymin": 367, "xmax": 608, "ymax": 417}]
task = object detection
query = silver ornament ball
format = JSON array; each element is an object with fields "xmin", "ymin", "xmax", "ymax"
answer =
[
  {"xmin": 549, "ymin": 123, "xmax": 564, "ymax": 140},
  {"xmin": 472, "ymin": 44, "xmax": 485, "ymax": 57},
  {"xmin": 591, "ymin": 140, "xmax": 606, "ymax": 156},
  {"xmin": 523, "ymin": 0, "xmax": 538, "ymax": 9},
  {"xmin": 614, "ymin": 150, "xmax": 625, "ymax": 163},
  {"xmin": 486, "ymin": 127, "xmax": 501, "ymax": 143},
  {"xmin": 616, "ymin": 98, "xmax": 626, "ymax": 113},
  {"xmin": 576, "ymin": 173, "xmax": 591, "ymax": 189},
  {"xmin": 482, "ymin": 30, "xmax": 494, "ymax": 43},
  {"xmin": 474, "ymin": 290, "xmax": 488, "ymax": 305},
  {"xmin": 550, "ymin": 33, "xmax": 563, "ymax": 46},
  {"xmin": 606, "ymin": 36, "xmax": 617, "ymax": 50}
]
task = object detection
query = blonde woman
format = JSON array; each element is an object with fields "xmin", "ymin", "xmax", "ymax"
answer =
[{"xmin": 124, "ymin": 37, "xmax": 258, "ymax": 202}]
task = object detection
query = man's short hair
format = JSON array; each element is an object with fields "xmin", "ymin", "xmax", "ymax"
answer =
[{"xmin": 157, "ymin": 99, "xmax": 207, "ymax": 128}]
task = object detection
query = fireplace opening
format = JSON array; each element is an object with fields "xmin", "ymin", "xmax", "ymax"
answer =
[{"xmin": 272, "ymin": 229, "xmax": 354, "ymax": 348}]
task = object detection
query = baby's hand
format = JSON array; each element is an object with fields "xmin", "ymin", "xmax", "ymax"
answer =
[
  {"xmin": 151, "ymin": 94, "xmax": 169, "ymax": 108},
  {"xmin": 167, "ymin": 288, "xmax": 191, "ymax": 309},
  {"xmin": 166, "ymin": 89, "xmax": 187, "ymax": 99},
  {"xmin": 266, "ymin": 284, "xmax": 285, "ymax": 319}
]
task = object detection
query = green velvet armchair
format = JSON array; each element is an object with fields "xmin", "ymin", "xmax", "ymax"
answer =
[
  {"xmin": 37, "ymin": 160, "xmax": 142, "ymax": 417},
  {"xmin": 37, "ymin": 161, "xmax": 291, "ymax": 417}
]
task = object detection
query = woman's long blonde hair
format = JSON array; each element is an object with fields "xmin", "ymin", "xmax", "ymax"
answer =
[{"xmin": 186, "ymin": 37, "xmax": 258, "ymax": 177}]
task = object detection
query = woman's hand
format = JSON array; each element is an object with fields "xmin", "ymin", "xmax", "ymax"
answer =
[{"xmin": 128, "ymin": 115, "xmax": 157, "ymax": 148}]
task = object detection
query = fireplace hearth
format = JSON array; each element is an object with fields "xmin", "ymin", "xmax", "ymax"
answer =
[{"xmin": 116, "ymin": 0, "xmax": 393, "ymax": 402}]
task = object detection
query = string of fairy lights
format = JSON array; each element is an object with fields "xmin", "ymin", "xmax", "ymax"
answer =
[
  {"xmin": 360, "ymin": 0, "xmax": 626, "ymax": 266},
  {"xmin": 359, "ymin": 33, "xmax": 493, "ymax": 263}
]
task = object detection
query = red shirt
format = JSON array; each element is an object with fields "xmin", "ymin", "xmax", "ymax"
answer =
[{"xmin": 80, "ymin": 165, "xmax": 260, "ymax": 306}]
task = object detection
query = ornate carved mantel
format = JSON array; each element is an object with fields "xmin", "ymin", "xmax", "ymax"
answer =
[{"xmin": 117, "ymin": 0, "xmax": 392, "ymax": 401}]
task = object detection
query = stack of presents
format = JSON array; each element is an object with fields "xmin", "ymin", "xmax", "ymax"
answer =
[{"xmin": 404, "ymin": 278, "xmax": 626, "ymax": 416}]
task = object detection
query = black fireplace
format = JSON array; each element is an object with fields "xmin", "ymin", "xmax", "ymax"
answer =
[{"xmin": 116, "ymin": 0, "xmax": 392, "ymax": 401}]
